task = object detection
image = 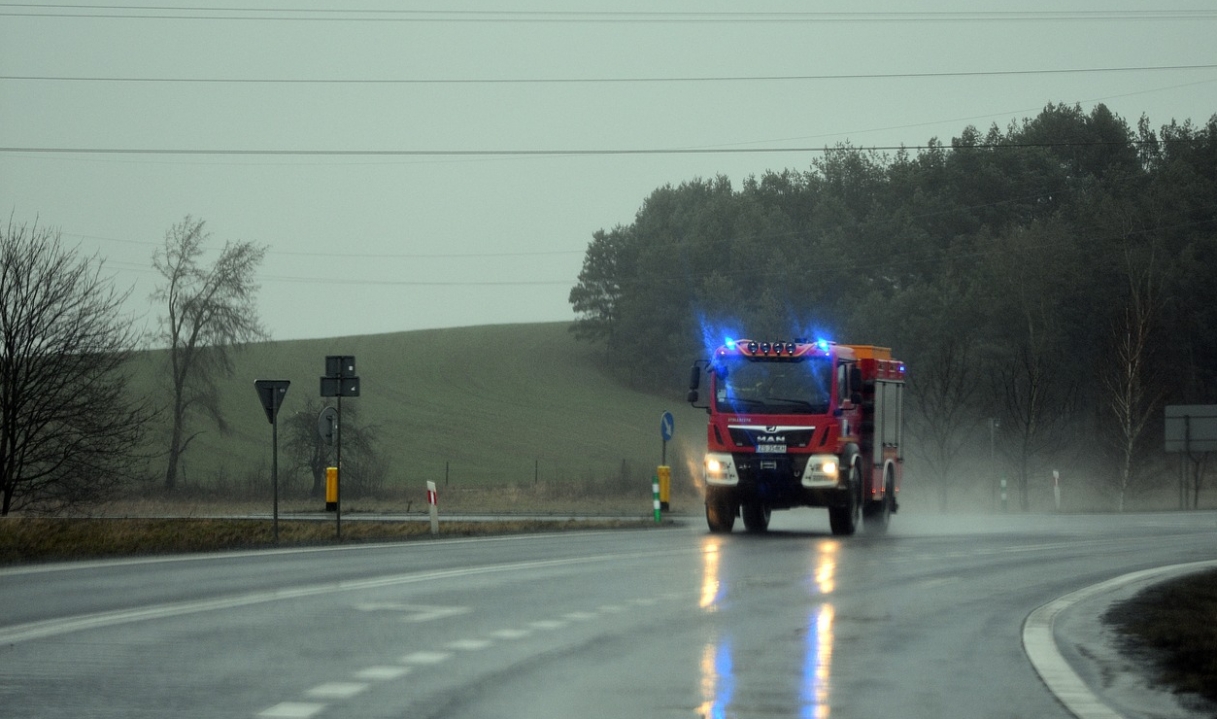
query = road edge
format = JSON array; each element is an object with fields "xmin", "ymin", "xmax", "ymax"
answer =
[{"xmin": 1023, "ymin": 559, "xmax": 1217, "ymax": 719}]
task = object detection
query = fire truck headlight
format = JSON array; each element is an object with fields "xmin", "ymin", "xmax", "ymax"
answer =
[
  {"xmin": 705, "ymin": 454, "xmax": 738, "ymax": 485},
  {"xmin": 821, "ymin": 460, "xmax": 837, "ymax": 478},
  {"xmin": 801, "ymin": 455, "xmax": 841, "ymax": 487}
]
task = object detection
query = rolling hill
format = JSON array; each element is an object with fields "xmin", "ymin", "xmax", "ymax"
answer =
[{"xmin": 132, "ymin": 322, "xmax": 707, "ymax": 506}]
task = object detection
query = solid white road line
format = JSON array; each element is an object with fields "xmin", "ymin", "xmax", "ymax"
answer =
[{"xmin": 1023, "ymin": 560, "xmax": 1217, "ymax": 719}]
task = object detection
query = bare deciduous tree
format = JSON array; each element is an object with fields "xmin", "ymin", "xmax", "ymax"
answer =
[
  {"xmin": 0, "ymin": 218, "xmax": 152, "ymax": 515},
  {"xmin": 152, "ymin": 216, "xmax": 267, "ymax": 491},
  {"xmin": 989, "ymin": 223, "xmax": 1081, "ymax": 511},
  {"xmin": 908, "ymin": 334, "xmax": 983, "ymax": 511},
  {"xmin": 1103, "ymin": 246, "xmax": 1165, "ymax": 511}
]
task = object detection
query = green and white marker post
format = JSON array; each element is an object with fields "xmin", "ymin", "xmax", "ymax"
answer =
[{"xmin": 652, "ymin": 474, "xmax": 661, "ymax": 523}]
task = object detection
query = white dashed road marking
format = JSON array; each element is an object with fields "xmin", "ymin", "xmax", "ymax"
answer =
[
  {"xmin": 354, "ymin": 666, "xmax": 412, "ymax": 680},
  {"xmin": 530, "ymin": 619, "xmax": 567, "ymax": 630},
  {"xmin": 400, "ymin": 650, "xmax": 453, "ymax": 665},
  {"xmin": 255, "ymin": 590, "xmax": 697, "ymax": 717},
  {"xmin": 257, "ymin": 702, "xmax": 327, "ymax": 718},
  {"xmin": 306, "ymin": 682, "xmax": 369, "ymax": 700},
  {"xmin": 353, "ymin": 602, "xmax": 472, "ymax": 623}
]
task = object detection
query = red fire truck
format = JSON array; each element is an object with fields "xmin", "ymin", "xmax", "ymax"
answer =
[{"xmin": 687, "ymin": 339, "xmax": 905, "ymax": 535}]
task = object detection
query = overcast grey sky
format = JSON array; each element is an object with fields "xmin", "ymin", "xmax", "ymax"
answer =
[{"xmin": 2, "ymin": 3, "xmax": 1215, "ymax": 341}]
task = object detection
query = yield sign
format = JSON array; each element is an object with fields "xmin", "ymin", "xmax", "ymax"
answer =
[{"xmin": 254, "ymin": 380, "xmax": 291, "ymax": 424}]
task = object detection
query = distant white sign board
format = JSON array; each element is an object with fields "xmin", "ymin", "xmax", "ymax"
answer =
[{"xmin": 1164, "ymin": 405, "xmax": 1217, "ymax": 452}]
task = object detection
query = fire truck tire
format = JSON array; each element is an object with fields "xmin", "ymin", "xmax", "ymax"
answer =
[
  {"xmin": 829, "ymin": 463, "xmax": 861, "ymax": 536},
  {"xmin": 706, "ymin": 491, "xmax": 736, "ymax": 533},
  {"xmin": 863, "ymin": 468, "xmax": 894, "ymax": 534},
  {"xmin": 742, "ymin": 502, "xmax": 771, "ymax": 533}
]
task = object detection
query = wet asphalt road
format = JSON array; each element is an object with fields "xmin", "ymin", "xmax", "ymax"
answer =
[{"xmin": 2, "ymin": 510, "xmax": 1215, "ymax": 719}]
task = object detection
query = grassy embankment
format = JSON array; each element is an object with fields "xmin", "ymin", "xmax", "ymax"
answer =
[
  {"xmin": 123, "ymin": 321, "xmax": 708, "ymax": 512},
  {"xmin": 0, "ymin": 322, "xmax": 695, "ymax": 564},
  {"xmin": 1105, "ymin": 568, "xmax": 1217, "ymax": 707}
]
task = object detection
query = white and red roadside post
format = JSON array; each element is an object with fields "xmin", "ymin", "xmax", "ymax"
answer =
[{"xmin": 427, "ymin": 480, "xmax": 439, "ymax": 535}]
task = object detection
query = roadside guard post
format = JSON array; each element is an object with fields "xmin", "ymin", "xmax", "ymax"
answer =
[
  {"xmin": 427, "ymin": 481, "xmax": 439, "ymax": 535},
  {"xmin": 326, "ymin": 467, "xmax": 338, "ymax": 511},
  {"xmin": 652, "ymin": 474, "xmax": 661, "ymax": 523},
  {"xmin": 657, "ymin": 465, "xmax": 671, "ymax": 512}
]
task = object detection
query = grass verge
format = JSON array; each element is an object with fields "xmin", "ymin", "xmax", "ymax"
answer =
[
  {"xmin": 1104, "ymin": 568, "xmax": 1217, "ymax": 706},
  {"xmin": 0, "ymin": 516, "xmax": 672, "ymax": 566}
]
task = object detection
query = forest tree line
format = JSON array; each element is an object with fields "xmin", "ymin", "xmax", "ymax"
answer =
[{"xmin": 568, "ymin": 102, "xmax": 1217, "ymax": 511}]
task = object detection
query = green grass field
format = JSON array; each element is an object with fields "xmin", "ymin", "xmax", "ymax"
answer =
[{"xmin": 127, "ymin": 322, "xmax": 707, "ymax": 509}]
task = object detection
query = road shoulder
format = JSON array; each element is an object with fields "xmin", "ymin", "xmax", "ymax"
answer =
[{"xmin": 1024, "ymin": 560, "xmax": 1217, "ymax": 719}]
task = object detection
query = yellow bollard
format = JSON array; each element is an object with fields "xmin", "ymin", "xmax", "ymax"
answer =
[
  {"xmin": 658, "ymin": 465, "xmax": 671, "ymax": 512},
  {"xmin": 325, "ymin": 466, "xmax": 338, "ymax": 511}
]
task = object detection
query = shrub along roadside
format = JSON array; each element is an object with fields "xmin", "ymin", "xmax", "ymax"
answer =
[
  {"xmin": 0, "ymin": 517, "xmax": 666, "ymax": 565},
  {"xmin": 1104, "ymin": 568, "xmax": 1217, "ymax": 706}
]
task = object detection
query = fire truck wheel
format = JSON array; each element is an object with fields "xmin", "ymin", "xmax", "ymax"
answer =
[
  {"xmin": 829, "ymin": 463, "xmax": 861, "ymax": 536},
  {"xmin": 863, "ymin": 470, "xmax": 893, "ymax": 534},
  {"xmin": 705, "ymin": 492, "xmax": 736, "ymax": 534},
  {"xmin": 742, "ymin": 502, "xmax": 771, "ymax": 533}
]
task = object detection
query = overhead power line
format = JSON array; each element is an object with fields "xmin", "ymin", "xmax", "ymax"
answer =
[
  {"xmin": 0, "ymin": 140, "xmax": 1184, "ymax": 158},
  {"xmin": 5, "ymin": 64, "xmax": 1216, "ymax": 85},
  {"xmin": 2, "ymin": 6, "xmax": 1216, "ymax": 22}
]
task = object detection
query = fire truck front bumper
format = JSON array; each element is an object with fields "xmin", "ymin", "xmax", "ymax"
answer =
[{"xmin": 705, "ymin": 452, "xmax": 844, "ymax": 489}]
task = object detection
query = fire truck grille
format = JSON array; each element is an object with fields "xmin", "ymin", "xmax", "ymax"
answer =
[
  {"xmin": 728, "ymin": 427, "xmax": 815, "ymax": 448},
  {"xmin": 733, "ymin": 454, "xmax": 812, "ymax": 500}
]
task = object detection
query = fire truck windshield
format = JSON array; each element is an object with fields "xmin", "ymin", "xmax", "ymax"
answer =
[{"xmin": 713, "ymin": 356, "xmax": 832, "ymax": 415}]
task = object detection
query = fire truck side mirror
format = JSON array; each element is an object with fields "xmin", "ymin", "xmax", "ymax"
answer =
[{"xmin": 688, "ymin": 362, "xmax": 709, "ymax": 410}]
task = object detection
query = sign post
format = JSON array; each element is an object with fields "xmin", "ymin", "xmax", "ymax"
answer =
[
  {"xmin": 1165, "ymin": 405, "xmax": 1217, "ymax": 509},
  {"xmin": 321, "ymin": 356, "xmax": 359, "ymax": 538},
  {"xmin": 254, "ymin": 380, "xmax": 290, "ymax": 542},
  {"xmin": 658, "ymin": 411, "xmax": 674, "ymax": 512}
]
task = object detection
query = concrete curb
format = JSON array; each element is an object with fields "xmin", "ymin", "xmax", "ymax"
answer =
[{"xmin": 1023, "ymin": 560, "xmax": 1217, "ymax": 719}]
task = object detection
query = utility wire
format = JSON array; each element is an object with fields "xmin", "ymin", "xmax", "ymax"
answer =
[
  {"xmin": 2, "ymin": 6, "xmax": 1216, "ymax": 22},
  {"xmin": 5, "ymin": 64, "xmax": 1216, "ymax": 85},
  {"xmin": 0, "ymin": 140, "xmax": 1188, "ymax": 157}
]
